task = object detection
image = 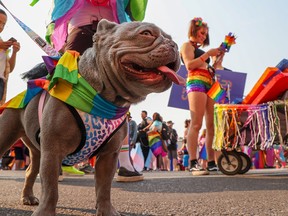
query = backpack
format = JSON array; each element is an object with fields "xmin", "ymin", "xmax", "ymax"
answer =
[
  {"xmin": 170, "ymin": 129, "xmax": 178, "ymax": 144},
  {"xmin": 161, "ymin": 122, "xmax": 169, "ymax": 140}
]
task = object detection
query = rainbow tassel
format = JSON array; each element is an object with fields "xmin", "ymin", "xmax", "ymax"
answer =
[{"xmin": 207, "ymin": 81, "xmax": 227, "ymax": 103}]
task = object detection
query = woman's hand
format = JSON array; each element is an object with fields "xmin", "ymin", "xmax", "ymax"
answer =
[
  {"xmin": 11, "ymin": 42, "xmax": 20, "ymax": 53},
  {"xmin": 0, "ymin": 40, "xmax": 13, "ymax": 50},
  {"xmin": 207, "ymin": 48, "xmax": 223, "ymax": 57}
]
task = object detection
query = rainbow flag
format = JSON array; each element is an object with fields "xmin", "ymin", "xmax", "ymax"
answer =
[
  {"xmin": 148, "ymin": 131, "xmax": 163, "ymax": 157},
  {"xmin": 207, "ymin": 81, "xmax": 227, "ymax": 103},
  {"xmin": 0, "ymin": 51, "xmax": 129, "ymax": 119}
]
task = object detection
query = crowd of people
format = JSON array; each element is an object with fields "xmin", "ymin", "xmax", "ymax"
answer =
[{"xmin": 1, "ymin": 1, "xmax": 287, "ymax": 183}]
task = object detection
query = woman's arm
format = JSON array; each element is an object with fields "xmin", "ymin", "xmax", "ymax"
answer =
[
  {"xmin": 8, "ymin": 42, "xmax": 20, "ymax": 73},
  {"xmin": 180, "ymin": 42, "xmax": 206, "ymax": 71}
]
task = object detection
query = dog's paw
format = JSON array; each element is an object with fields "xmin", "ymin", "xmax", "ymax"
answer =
[
  {"xmin": 21, "ymin": 196, "xmax": 39, "ymax": 205},
  {"xmin": 96, "ymin": 205, "xmax": 120, "ymax": 216}
]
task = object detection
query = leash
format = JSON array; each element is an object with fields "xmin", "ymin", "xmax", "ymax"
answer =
[{"xmin": 0, "ymin": 1, "xmax": 60, "ymax": 57}]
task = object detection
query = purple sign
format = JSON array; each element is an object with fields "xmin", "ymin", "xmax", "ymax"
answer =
[{"xmin": 168, "ymin": 65, "xmax": 247, "ymax": 110}]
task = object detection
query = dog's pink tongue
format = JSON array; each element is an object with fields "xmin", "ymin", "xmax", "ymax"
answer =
[{"xmin": 157, "ymin": 66, "xmax": 186, "ymax": 86}]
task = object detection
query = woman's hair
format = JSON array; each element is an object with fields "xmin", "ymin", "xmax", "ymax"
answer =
[
  {"xmin": 152, "ymin": 112, "xmax": 162, "ymax": 122},
  {"xmin": 0, "ymin": 9, "xmax": 7, "ymax": 16},
  {"xmin": 188, "ymin": 17, "xmax": 210, "ymax": 47},
  {"xmin": 184, "ymin": 119, "xmax": 191, "ymax": 128}
]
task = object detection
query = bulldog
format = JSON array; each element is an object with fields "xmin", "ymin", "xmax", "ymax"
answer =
[{"xmin": 0, "ymin": 19, "xmax": 185, "ymax": 215}]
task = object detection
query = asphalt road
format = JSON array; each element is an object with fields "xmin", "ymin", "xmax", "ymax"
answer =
[{"xmin": 0, "ymin": 169, "xmax": 288, "ymax": 216}]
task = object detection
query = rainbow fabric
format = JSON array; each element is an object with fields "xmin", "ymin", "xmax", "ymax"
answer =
[
  {"xmin": 30, "ymin": 0, "xmax": 148, "ymax": 51},
  {"xmin": 0, "ymin": 50, "xmax": 129, "ymax": 119},
  {"xmin": 186, "ymin": 69, "xmax": 213, "ymax": 94},
  {"xmin": 220, "ymin": 32, "xmax": 236, "ymax": 52},
  {"xmin": 207, "ymin": 81, "xmax": 227, "ymax": 103},
  {"xmin": 148, "ymin": 131, "xmax": 163, "ymax": 157}
]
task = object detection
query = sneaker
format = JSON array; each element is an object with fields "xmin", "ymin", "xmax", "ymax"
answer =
[
  {"xmin": 62, "ymin": 166, "xmax": 85, "ymax": 176},
  {"xmin": 207, "ymin": 164, "xmax": 219, "ymax": 172},
  {"xmin": 190, "ymin": 163, "xmax": 209, "ymax": 176},
  {"xmin": 116, "ymin": 166, "xmax": 144, "ymax": 182},
  {"xmin": 79, "ymin": 164, "xmax": 95, "ymax": 174}
]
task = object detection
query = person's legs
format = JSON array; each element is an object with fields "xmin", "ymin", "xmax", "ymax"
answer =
[
  {"xmin": 117, "ymin": 132, "xmax": 144, "ymax": 182},
  {"xmin": 118, "ymin": 135, "xmax": 134, "ymax": 172},
  {"xmin": 172, "ymin": 150, "xmax": 178, "ymax": 170},
  {"xmin": 14, "ymin": 147, "xmax": 25, "ymax": 170},
  {"xmin": 140, "ymin": 137, "xmax": 150, "ymax": 170},
  {"xmin": 187, "ymin": 92, "xmax": 206, "ymax": 168},
  {"xmin": 205, "ymin": 97, "xmax": 218, "ymax": 171}
]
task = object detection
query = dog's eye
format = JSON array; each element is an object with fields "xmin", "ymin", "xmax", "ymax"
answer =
[{"xmin": 141, "ymin": 30, "xmax": 153, "ymax": 36}]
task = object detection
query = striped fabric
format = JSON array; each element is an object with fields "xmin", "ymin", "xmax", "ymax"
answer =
[
  {"xmin": 148, "ymin": 131, "xmax": 163, "ymax": 157},
  {"xmin": 207, "ymin": 81, "xmax": 227, "ymax": 103},
  {"xmin": 0, "ymin": 51, "xmax": 129, "ymax": 119},
  {"xmin": 186, "ymin": 69, "xmax": 213, "ymax": 94}
]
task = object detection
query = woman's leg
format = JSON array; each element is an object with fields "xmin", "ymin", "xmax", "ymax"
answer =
[
  {"xmin": 205, "ymin": 97, "xmax": 217, "ymax": 167},
  {"xmin": 187, "ymin": 92, "xmax": 207, "ymax": 162}
]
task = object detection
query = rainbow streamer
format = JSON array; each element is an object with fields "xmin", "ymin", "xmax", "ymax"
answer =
[
  {"xmin": 207, "ymin": 81, "xmax": 227, "ymax": 103},
  {"xmin": 0, "ymin": 51, "xmax": 129, "ymax": 119},
  {"xmin": 148, "ymin": 131, "xmax": 163, "ymax": 157},
  {"xmin": 220, "ymin": 32, "xmax": 236, "ymax": 52}
]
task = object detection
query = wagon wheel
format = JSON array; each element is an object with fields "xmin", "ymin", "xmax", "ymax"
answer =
[
  {"xmin": 237, "ymin": 151, "xmax": 252, "ymax": 174},
  {"xmin": 217, "ymin": 151, "xmax": 242, "ymax": 175}
]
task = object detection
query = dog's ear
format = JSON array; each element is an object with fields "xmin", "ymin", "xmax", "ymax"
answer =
[
  {"xmin": 97, "ymin": 19, "xmax": 117, "ymax": 32},
  {"xmin": 93, "ymin": 19, "xmax": 117, "ymax": 43}
]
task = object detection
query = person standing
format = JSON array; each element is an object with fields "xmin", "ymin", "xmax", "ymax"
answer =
[
  {"xmin": 0, "ymin": 9, "xmax": 21, "ymax": 105},
  {"xmin": 10, "ymin": 139, "xmax": 25, "ymax": 170},
  {"xmin": 166, "ymin": 120, "xmax": 178, "ymax": 171},
  {"xmin": 146, "ymin": 112, "xmax": 166, "ymax": 170},
  {"xmin": 117, "ymin": 112, "xmax": 144, "ymax": 182},
  {"xmin": 137, "ymin": 110, "xmax": 152, "ymax": 171},
  {"xmin": 180, "ymin": 17, "xmax": 222, "ymax": 175}
]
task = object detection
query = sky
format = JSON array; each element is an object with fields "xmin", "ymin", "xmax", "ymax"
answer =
[{"xmin": 1, "ymin": 0, "xmax": 288, "ymax": 137}]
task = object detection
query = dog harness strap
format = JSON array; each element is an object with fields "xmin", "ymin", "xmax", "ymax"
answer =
[
  {"xmin": 62, "ymin": 110, "xmax": 127, "ymax": 165},
  {"xmin": 38, "ymin": 91, "xmax": 47, "ymax": 126}
]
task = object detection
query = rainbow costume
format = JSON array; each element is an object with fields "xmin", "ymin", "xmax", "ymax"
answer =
[
  {"xmin": 148, "ymin": 131, "xmax": 167, "ymax": 157},
  {"xmin": 0, "ymin": 50, "xmax": 129, "ymax": 165},
  {"xmin": 186, "ymin": 68, "xmax": 213, "ymax": 94}
]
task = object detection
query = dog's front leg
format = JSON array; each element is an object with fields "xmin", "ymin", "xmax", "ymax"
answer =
[
  {"xmin": 95, "ymin": 150, "xmax": 120, "ymax": 216},
  {"xmin": 32, "ymin": 150, "xmax": 62, "ymax": 216},
  {"xmin": 94, "ymin": 126, "xmax": 126, "ymax": 216},
  {"xmin": 21, "ymin": 137, "xmax": 40, "ymax": 205}
]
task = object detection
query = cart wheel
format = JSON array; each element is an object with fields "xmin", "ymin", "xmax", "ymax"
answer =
[
  {"xmin": 217, "ymin": 151, "xmax": 242, "ymax": 175},
  {"xmin": 237, "ymin": 152, "xmax": 252, "ymax": 174}
]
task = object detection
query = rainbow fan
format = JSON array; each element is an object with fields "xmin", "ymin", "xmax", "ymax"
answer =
[{"xmin": 220, "ymin": 32, "xmax": 236, "ymax": 52}]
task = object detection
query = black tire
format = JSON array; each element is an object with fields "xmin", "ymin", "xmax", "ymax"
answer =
[
  {"xmin": 237, "ymin": 151, "xmax": 252, "ymax": 174},
  {"xmin": 217, "ymin": 151, "xmax": 242, "ymax": 175}
]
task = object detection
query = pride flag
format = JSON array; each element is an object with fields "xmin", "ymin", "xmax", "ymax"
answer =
[
  {"xmin": 207, "ymin": 81, "xmax": 227, "ymax": 103},
  {"xmin": 148, "ymin": 131, "xmax": 163, "ymax": 157}
]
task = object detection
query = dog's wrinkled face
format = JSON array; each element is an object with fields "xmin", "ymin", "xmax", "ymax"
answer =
[{"xmin": 82, "ymin": 20, "xmax": 184, "ymax": 106}]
